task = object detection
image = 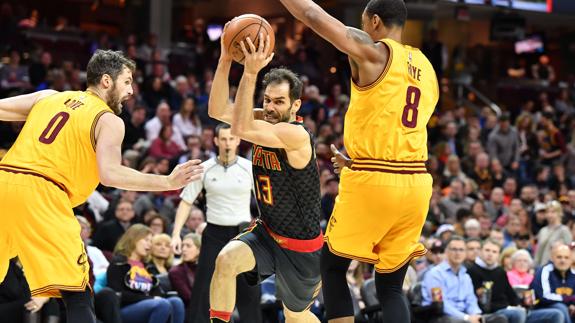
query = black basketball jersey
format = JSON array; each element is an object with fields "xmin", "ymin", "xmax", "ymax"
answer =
[{"xmin": 251, "ymin": 122, "xmax": 321, "ymax": 240}]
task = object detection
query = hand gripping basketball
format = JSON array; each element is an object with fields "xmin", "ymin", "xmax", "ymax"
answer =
[{"xmin": 239, "ymin": 34, "xmax": 274, "ymax": 75}]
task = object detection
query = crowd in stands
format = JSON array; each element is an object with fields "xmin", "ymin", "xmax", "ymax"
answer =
[{"xmin": 2, "ymin": 2, "xmax": 575, "ymax": 322}]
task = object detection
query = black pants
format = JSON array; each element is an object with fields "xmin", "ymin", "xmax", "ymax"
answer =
[
  {"xmin": 94, "ymin": 287, "xmax": 121, "ymax": 323},
  {"xmin": 187, "ymin": 223, "xmax": 261, "ymax": 323}
]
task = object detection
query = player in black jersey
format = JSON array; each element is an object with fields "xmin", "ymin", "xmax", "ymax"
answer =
[{"xmin": 207, "ymin": 30, "xmax": 322, "ymax": 323}]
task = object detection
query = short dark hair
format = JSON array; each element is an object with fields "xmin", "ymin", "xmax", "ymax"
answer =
[
  {"xmin": 365, "ymin": 0, "xmax": 407, "ymax": 28},
  {"xmin": 481, "ymin": 238, "xmax": 502, "ymax": 251},
  {"xmin": 262, "ymin": 68, "xmax": 303, "ymax": 104},
  {"xmin": 445, "ymin": 235, "xmax": 465, "ymax": 248},
  {"xmin": 86, "ymin": 49, "xmax": 136, "ymax": 86},
  {"xmin": 215, "ymin": 123, "xmax": 231, "ymax": 138}
]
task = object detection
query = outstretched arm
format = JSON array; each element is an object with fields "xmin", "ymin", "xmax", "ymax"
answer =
[
  {"xmin": 0, "ymin": 90, "xmax": 58, "ymax": 121},
  {"xmin": 278, "ymin": 0, "xmax": 381, "ymax": 63},
  {"xmin": 95, "ymin": 113, "xmax": 203, "ymax": 191},
  {"xmin": 232, "ymin": 36, "xmax": 308, "ymax": 150}
]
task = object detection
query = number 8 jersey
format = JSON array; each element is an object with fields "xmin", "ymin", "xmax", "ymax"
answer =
[
  {"xmin": 1, "ymin": 91, "xmax": 112, "ymax": 207},
  {"xmin": 344, "ymin": 38, "xmax": 439, "ymax": 166}
]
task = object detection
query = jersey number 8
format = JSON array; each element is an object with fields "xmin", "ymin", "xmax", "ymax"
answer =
[{"xmin": 401, "ymin": 86, "xmax": 421, "ymax": 128}]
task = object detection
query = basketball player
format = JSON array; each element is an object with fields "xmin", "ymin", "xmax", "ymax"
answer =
[
  {"xmin": 171, "ymin": 123, "xmax": 261, "ymax": 323},
  {"xmin": 206, "ymin": 31, "xmax": 322, "ymax": 323},
  {"xmin": 278, "ymin": 0, "xmax": 439, "ymax": 322},
  {"xmin": 0, "ymin": 50, "xmax": 203, "ymax": 322}
]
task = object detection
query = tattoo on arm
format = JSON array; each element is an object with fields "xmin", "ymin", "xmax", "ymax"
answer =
[{"xmin": 346, "ymin": 27, "xmax": 374, "ymax": 45}]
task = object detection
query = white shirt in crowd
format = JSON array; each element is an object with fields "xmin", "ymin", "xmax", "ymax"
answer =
[
  {"xmin": 180, "ymin": 156, "xmax": 253, "ymax": 226},
  {"xmin": 173, "ymin": 112, "xmax": 202, "ymax": 138},
  {"xmin": 144, "ymin": 116, "xmax": 187, "ymax": 150}
]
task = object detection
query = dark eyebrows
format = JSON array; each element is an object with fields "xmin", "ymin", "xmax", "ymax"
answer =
[{"xmin": 264, "ymin": 95, "xmax": 286, "ymax": 101}]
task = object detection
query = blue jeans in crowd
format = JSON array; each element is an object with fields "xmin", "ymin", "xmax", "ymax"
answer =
[
  {"xmin": 121, "ymin": 296, "xmax": 185, "ymax": 323},
  {"xmin": 527, "ymin": 307, "xmax": 565, "ymax": 323},
  {"xmin": 543, "ymin": 303, "xmax": 573, "ymax": 323},
  {"xmin": 495, "ymin": 306, "xmax": 526, "ymax": 323}
]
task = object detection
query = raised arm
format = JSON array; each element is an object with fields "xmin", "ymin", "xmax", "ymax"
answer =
[
  {"xmin": 278, "ymin": 0, "xmax": 381, "ymax": 63},
  {"xmin": 208, "ymin": 49, "xmax": 234, "ymax": 123},
  {"xmin": 95, "ymin": 113, "xmax": 203, "ymax": 191},
  {"xmin": 0, "ymin": 90, "xmax": 58, "ymax": 121},
  {"xmin": 231, "ymin": 36, "xmax": 308, "ymax": 150}
]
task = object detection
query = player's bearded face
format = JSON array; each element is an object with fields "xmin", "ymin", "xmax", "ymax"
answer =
[{"xmin": 106, "ymin": 81, "xmax": 123, "ymax": 115}]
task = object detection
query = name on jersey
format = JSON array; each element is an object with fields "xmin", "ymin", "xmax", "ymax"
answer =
[
  {"xmin": 407, "ymin": 61, "xmax": 422, "ymax": 81},
  {"xmin": 64, "ymin": 98, "xmax": 85, "ymax": 110},
  {"xmin": 252, "ymin": 146, "xmax": 282, "ymax": 171}
]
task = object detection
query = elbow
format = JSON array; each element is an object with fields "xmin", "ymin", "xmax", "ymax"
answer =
[{"xmin": 99, "ymin": 169, "xmax": 116, "ymax": 187}]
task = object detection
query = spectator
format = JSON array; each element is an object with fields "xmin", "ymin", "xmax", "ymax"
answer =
[
  {"xmin": 173, "ymin": 96, "xmax": 202, "ymax": 138},
  {"xmin": 531, "ymin": 55, "xmax": 555, "ymax": 83},
  {"xmin": 466, "ymin": 237, "xmax": 482, "ymax": 265},
  {"xmin": 470, "ymin": 152, "xmax": 494, "ymax": 197},
  {"xmin": 422, "ymin": 236, "xmax": 506, "ymax": 323},
  {"xmin": 321, "ymin": 176, "xmax": 338, "ymax": 222},
  {"xmin": 489, "ymin": 229, "xmax": 505, "ymax": 248},
  {"xmin": 531, "ymin": 244, "xmax": 575, "ymax": 323},
  {"xmin": 535, "ymin": 201, "xmax": 572, "ymax": 266},
  {"xmin": 149, "ymin": 124, "xmax": 183, "ymax": 160},
  {"xmin": 503, "ymin": 215, "xmax": 522, "ymax": 249},
  {"xmin": 0, "ymin": 50, "xmax": 30, "ymax": 90},
  {"xmin": 503, "ymin": 178, "xmax": 518, "ymax": 206},
  {"xmin": 466, "ymin": 239, "xmax": 525, "ymax": 323},
  {"xmin": 507, "ymin": 249, "xmax": 534, "ymax": 289},
  {"xmin": 486, "ymin": 187, "xmax": 508, "ymax": 221},
  {"xmin": 537, "ymin": 112, "xmax": 566, "ymax": 166},
  {"xmin": 440, "ymin": 179, "xmax": 474, "ymax": 222},
  {"xmin": 513, "ymin": 232, "xmax": 533, "ymax": 255},
  {"xmin": 531, "ymin": 202, "xmax": 549, "ymax": 236},
  {"xmin": 123, "ymin": 105, "xmax": 147, "ymax": 152},
  {"xmin": 77, "ymin": 216, "xmax": 122, "ymax": 323},
  {"xmin": 464, "ymin": 219, "xmax": 481, "ymax": 239},
  {"xmin": 92, "ymin": 199, "xmax": 136, "ymax": 253},
  {"xmin": 107, "ymin": 224, "xmax": 185, "ymax": 323},
  {"xmin": 443, "ymin": 155, "xmax": 468, "ymax": 187},
  {"xmin": 171, "ymin": 75, "xmax": 192, "ymax": 111},
  {"xmin": 169, "ymin": 233, "xmax": 201, "ymax": 306},
  {"xmin": 148, "ymin": 233, "xmax": 174, "ymax": 275},
  {"xmin": 146, "ymin": 213, "xmax": 168, "ymax": 235},
  {"xmin": 500, "ymin": 247, "xmax": 517, "ymax": 272},
  {"xmin": 461, "ymin": 141, "xmax": 483, "ymax": 175},
  {"xmin": 487, "ymin": 112, "xmax": 520, "ymax": 172},
  {"xmin": 145, "ymin": 101, "xmax": 186, "ymax": 150}
]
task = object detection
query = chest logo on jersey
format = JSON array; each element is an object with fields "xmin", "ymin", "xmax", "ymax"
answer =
[
  {"xmin": 252, "ymin": 146, "xmax": 282, "ymax": 171},
  {"xmin": 64, "ymin": 98, "xmax": 85, "ymax": 110}
]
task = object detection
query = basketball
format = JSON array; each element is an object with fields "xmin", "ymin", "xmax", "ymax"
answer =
[{"xmin": 223, "ymin": 14, "xmax": 275, "ymax": 64}]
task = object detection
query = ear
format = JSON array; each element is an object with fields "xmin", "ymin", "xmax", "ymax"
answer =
[
  {"xmin": 101, "ymin": 74, "xmax": 113, "ymax": 89},
  {"xmin": 213, "ymin": 136, "xmax": 219, "ymax": 147},
  {"xmin": 291, "ymin": 99, "xmax": 302, "ymax": 115}
]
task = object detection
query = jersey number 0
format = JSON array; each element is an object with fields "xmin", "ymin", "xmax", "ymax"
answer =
[{"xmin": 39, "ymin": 112, "xmax": 70, "ymax": 144}]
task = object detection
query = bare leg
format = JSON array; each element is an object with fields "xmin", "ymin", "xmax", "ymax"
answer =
[
  {"xmin": 209, "ymin": 241, "xmax": 256, "ymax": 315},
  {"xmin": 283, "ymin": 304, "xmax": 320, "ymax": 323}
]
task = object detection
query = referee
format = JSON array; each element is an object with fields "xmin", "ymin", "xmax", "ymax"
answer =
[{"xmin": 171, "ymin": 123, "xmax": 261, "ymax": 323}]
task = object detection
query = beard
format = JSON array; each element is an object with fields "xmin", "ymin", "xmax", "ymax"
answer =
[
  {"xmin": 106, "ymin": 82, "xmax": 123, "ymax": 115},
  {"xmin": 264, "ymin": 106, "xmax": 292, "ymax": 124}
]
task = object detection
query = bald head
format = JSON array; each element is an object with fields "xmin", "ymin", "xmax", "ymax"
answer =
[{"xmin": 551, "ymin": 243, "xmax": 572, "ymax": 272}]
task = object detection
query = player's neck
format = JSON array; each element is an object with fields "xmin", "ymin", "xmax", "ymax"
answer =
[
  {"xmin": 86, "ymin": 87, "xmax": 106, "ymax": 102},
  {"xmin": 380, "ymin": 28, "xmax": 402, "ymax": 43}
]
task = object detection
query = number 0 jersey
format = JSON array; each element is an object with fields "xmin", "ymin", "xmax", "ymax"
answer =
[
  {"xmin": 344, "ymin": 38, "xmax": 439, "ymax": 167},
  {"xmin": 1, "ymin": 91, "xmax": 113, "ymax": 207},
  {"xmin": 251, "ymin": 121, "xmax": 321, "ymax": 240}
]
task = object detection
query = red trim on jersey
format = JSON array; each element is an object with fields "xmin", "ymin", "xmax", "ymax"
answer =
[
  {"xmin": 0, "ymin": 165, "xmax": 68, "ymax": 193},
  {"xmin": 262, "ymin": 221, "xmax": 323, "ymax": 253}
]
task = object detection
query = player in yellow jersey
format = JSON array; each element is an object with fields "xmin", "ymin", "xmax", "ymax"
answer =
[
  {"xmin": 0, "ymin": 50, "xmax": 203, "ymax": 322},
  {"xmin": 279, "ymin": 0, "xmax": 439, "ymax": 322}
]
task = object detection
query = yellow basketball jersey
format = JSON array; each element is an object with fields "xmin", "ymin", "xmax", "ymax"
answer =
[
  {"xmin": 344, "ymin": 38, "xmax": 439, "ymax": 162},
  {"xmin": 1, "ymin": 91, "xmax": 113, "ymax": 207}
]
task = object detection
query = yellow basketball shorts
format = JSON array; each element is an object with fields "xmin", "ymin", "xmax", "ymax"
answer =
[
  {"xmin": 0, "ymin": 169, "xmax": 89, "ymax": 297},
  {"xmin": 325, "ymin": 167, "xmax": 432, "ymax": 273}
]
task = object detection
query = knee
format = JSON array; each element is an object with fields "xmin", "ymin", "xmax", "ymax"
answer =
[
  {"xmin": 214, "ymin": 251, "xmax": 240, "ymax": 277},
  {"xmin": 153, "ymin": 298, "xmax": 172, "ymax": 312},
  {"xmin": 168, "ymin": 296, "xmax": 184, "ymax": 310}
]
